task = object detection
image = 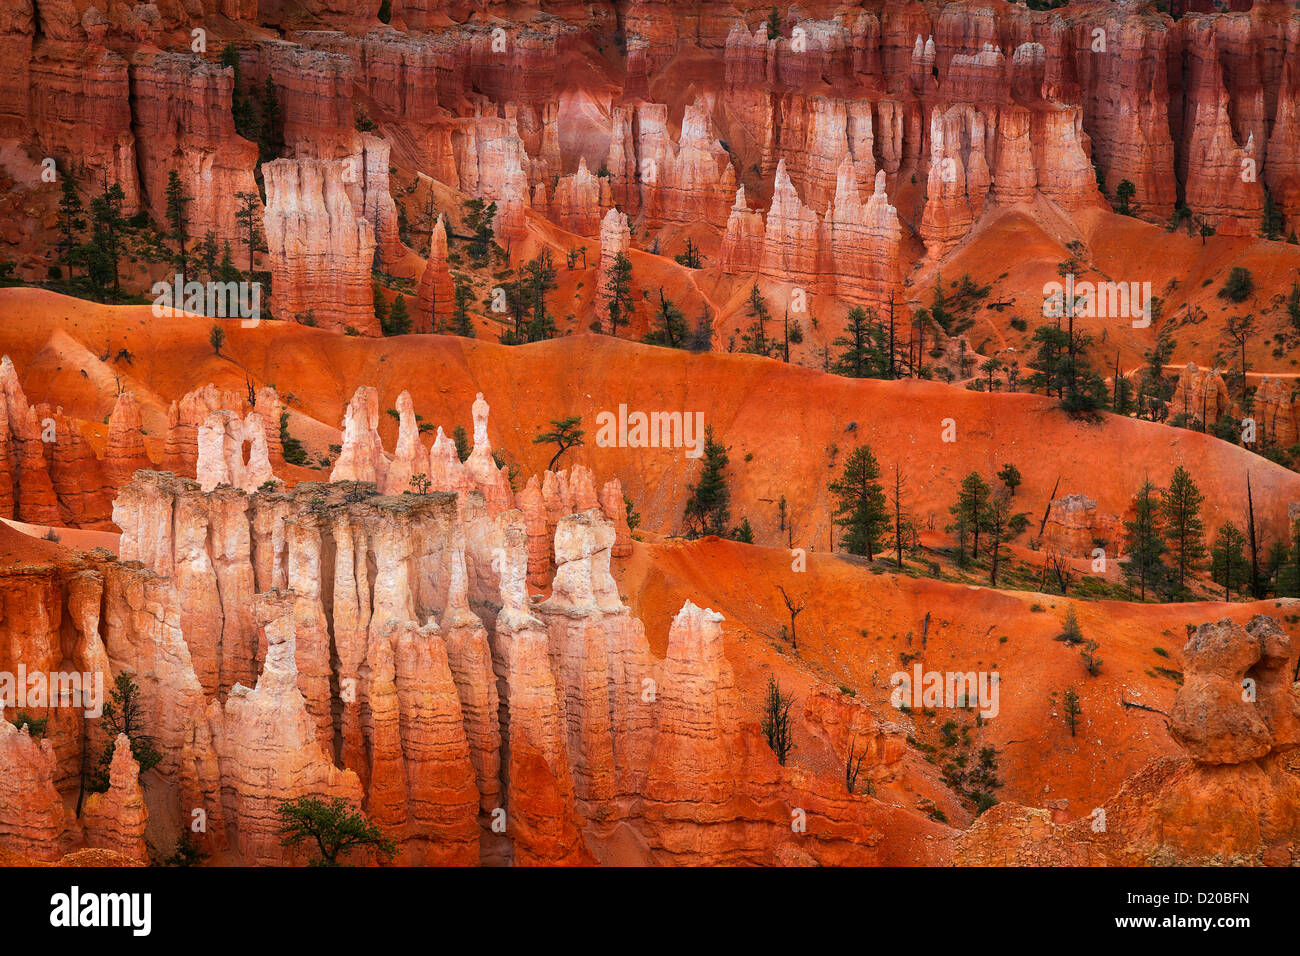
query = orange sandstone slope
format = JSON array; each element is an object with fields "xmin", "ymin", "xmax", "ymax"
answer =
[
  {"xmin": 618, "ymin": 535, "xmax": 1300, "ymax": 821},
  {"xmin": 2, "ymin": 288, "xmax": 1295, "ymax": 549}
]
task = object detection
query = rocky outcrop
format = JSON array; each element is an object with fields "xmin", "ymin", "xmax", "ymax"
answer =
[
  {"xmin": 208, "ymin": 589, "xmax": 364, "ymax": 865},
  {"xmin": 163, "ymin": 383, "xmax": 285, "ymax": 476},
  {"xmin": 129, "ymin": 51, "xmax": 260, "ymax": 244},
  {"xmin": 414, "ymin": 214, "xmax": 454, "ymax": 334},
  {"xmin": 103, "ymin": 391, "xmax": 153, "ymax": 490},
  {"xmin": 196, "ymin": 410, "xmax": 275, "ymax": 493},
  {"xmin": 0, "ymin": 356, "xmax": 113, "ymax": 528},
  {"xmin": 758, "ymin": 160, "xmax": 823, "ymax": 291},
  {"xmin": 80, "ymin": 732, "xmax": 148, "ymax": 863},
  {"xmin": 0, "ymin": 706, "xmax": 72, "ymax": 862},
  {"xmin": 1255, "ymin": 376, "xmax": 1298, "ymax": 448},
  {"xmin": 380, "ymin": 391, "xmax": 422, "ymax": 496},
  {"xmin": 1171, "ymin": 616, "xmax": 1300, "ymax": 764},
  {"xmin": 958, "ymin": 615, "xmax": 1300, "ymax": 866},
  {"xmin": 1170, "ymin": 362, "xmax": 1238, "ymax": 426},
  {"xmin": 1042, "ymin": 494, "xmax": 1122, "ymax": 558},
  {"xmin": 719, "ymin": 186, "xmax": 765, "ymax": 273},
  {"xmin": 549, "ymin": 157, "xmax": 611, "ymax": 237},
  {"xmin": 636, "ymin": 99, "xmax": 736, "ymax": 229},
  {"xmin": 596, "ymin": 207, "xmax": 632, "ymax": 322},
  {"xmin": 262, "ymin": 157, "xmax": 379, "ymax": 335},
  {"xmin": 329, "ymin": 386, "xmax": 390, "ymax": 485}
]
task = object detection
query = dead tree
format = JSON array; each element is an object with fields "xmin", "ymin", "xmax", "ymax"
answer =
[
  {"xmin": 776, "ymin": 585, "xmax": 805, "ymax": 650},
  {"xmin": 845, "ymin": 737, "xmax": 867, "ymax": 794}
]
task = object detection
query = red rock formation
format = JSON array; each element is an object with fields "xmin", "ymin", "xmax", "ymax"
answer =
[
  {"xmin": 103, "ymin": 391, "xmax": 153, "ymax": 489},
  {"xmin": 958, "ymin": 616, "xmax": 1300, "ymax": 865},
  {"xmin": 921, "ymin": 105, "xmax": 990, "ymax": 256},
  {"xmin": 598, "ymin": 478, "xmax": 632, "ymax": 558},
  {"xmin": 163, "ymin": 383, "xmax": 286, "ymax": 477},
  {"xmin": 1180, "ymin": 18, "xmax": 1265, "ymax": 236},
  {"xmin": 440, "ymin": 544, "xmax": 502, "ymax": 831},
  {"xmin": 129, "ymin": 51, "xmax": 260, "ymax": 244},
  {"xmin": 1255, "ymin": 376, "xmax": 1298, "ymax": 448},
  {"xmin": 208, "ymin": 589, "xmax": 364, "ymax": 866},
  {"xmin": 549, "ymin": 157, "xmax": 611, "ymax": 237},
  {"xmin": 492, "ymin": 518, "xmax": 594, "ymax": 866},
  {"xmin": 414, "ymin": 214, "xmax": 454, "ymax": 333},
  {"xmin": 255, "ymin": 41, "xmax": 356, "ymax": 158},
  {"xmin": 718, "ymin": 186, "xmax": 765, "ymax": 273},
  {"xmin": 776, "ymin": 95, "xmax": 875, "ymax": 214},
  {"xmin": 1170, "ymin": 362, "xmax": 1238, "ymax": 425},
  {"xmin": 596, "ymin": 207, "xmax": 631, "ymax": 321},
  {"xmin": 29, "ymin": 44, "xmax": 141, "ymax": 215},
  {"xmin": 637, "ymin": 99, "xmax": 736, "ymax": 229},
  {"xmin": 826, "ymin": 165, "xmax": 903, "ymax": 310},
  {"xmin": 759, "ymin": 160, "xmax": 823, "ymax": 290},
  {"xmin": 47, "ymin": 409, "xmax": 113, "ymax": 528},
  {"xmin": 0, "ymin": 706, "xmax": 72, "ymax": 862},
  {"xmin": 80, "ymin": 732, "xmax": 148, "ymax": 863},
  {"xmin": 1042, "ymin": 494, "xmax": 1122, "ymax": 558},
  {"xmin": 1073, "ymin": 10, "xmax": 1177, "ymax": 221},
  {"xmin": 262, "ymin": 157, "xmax": 379, "ymax": 335},
  {"xmin": 197, "ymin": 410, "xmax": 275, "ymax": 493},
  {"xmin": 330, "ymin": 386, "xmax": 390, "ymax": 486},
  {"xmin": 380, "ymin": 391, "xmax": 423, "ymax": 495},
  {"xmin": 464, "ymin": 392, "xmax": 513, "ymax": 514}
]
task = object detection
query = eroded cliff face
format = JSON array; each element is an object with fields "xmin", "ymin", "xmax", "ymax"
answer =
[
  {"xmin": 10, "ymin": 0, "xmax": 1300, "ymax": 339},
  {"xmin": 0, "ymin": 356, "xmax": 292, "ymax": 530},
  {"xmin": 0, "ymin": 385, "xmax": 951, "ymax": 865},
  {"xmin": 956, "ymin": 615, "xmax": 1300, "ymax": 866}
]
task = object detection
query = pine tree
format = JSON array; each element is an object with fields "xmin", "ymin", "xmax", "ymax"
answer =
[
  {"xmin": 1161, "ymin": 465, "xmax": 1207, "ymax": 598},
  {"xmin": 947, "ymin": 472, "xmax": 992, "ymax": 565},
  {"xmin": 601, "ymin": 251, "xmax": 635, "ymax": 336},
  {"xmin": 1122, "ymin": 478, "xmax": 1167, "ymax": 600},
  {"xmin": 532, "ymin": 416, "xmax": 584, "ymax": 471},
  {"xmin": 450, "ymin": 274, "xmax": 476, "ymax": 337},
  {"xmin": 261, "ymin": 76, "xmax": 283, "ymax": 160},
  {"xmin": 985, "ymin": 489, "xmax": 1014, "ymax": 585},
  {"xmin": 888, "ymin": 461, "xmax": 914, "ymax": 569},
  {"xmin": 1062, "ymin": 687, "xmax": 1082, "ymax": 738},
  {"xmin": 83, "ymin": 177, "xmax": 127, "ymax": 299},
  {"xmin": 372, "ymin": 280, "xmax": 389, "ymax": 329},
  {"xmin": 683, "ymin": 426, "xmax": 730, "ymax": 537},
  {"xmin": 644, "ymin": 288, "xmax": 688, "ymax": 348},
  {"xmin": 235, "ymin": 192, "xmax": 265, "ymax": 274},
  {"xmin": 198, "ymin": 231, "xmax": 220, "ymax": 282},
  {"xmin": 687, "ymin": 307, "xmax": 713, "ymax": 352},
  {"xmin": 165, "ymin": 170, "xmax": 192, "ymax": 276},
  {"xmin": 452, "ymin": 425, "xmax": 471, "ymax": 462},
  {"xmin": 218, "ymin": 241, "xmax": 241, "ymax": 284},
  {"xmin": 1058, "ymin": 605, "xmax": 1085, "ymax": 645},
  {"xmin": 384, "ymin": 294, "xmax": 411, "ymax": 335},
  {"xmin": 739, "ymin": 284, "xmax": 775, "ymax": 356},
  {"xmin": 828, "ymin": 445, "xmax": 889, "ymax": 560},
  {"xmin": 760, "ymin": 676, "xmax": 795, "ymax": 764},
  {"xmin": 1209, "ymin": 522, "xmax": 1249, "ymax": 600},
  {"xmin": 997, "ymin": 463, "xmax": 1022, "ymax": 496},
  {"xmin": 56, "ymin": 171, "xmax": 85, "ymax": 282},
  {"xmin": 522, "ymin": 250, "xmax": 557, "ymax": 342},
  {"xmin": 832, "ymin": 306, "xmax": 887, "ymax": 378}
]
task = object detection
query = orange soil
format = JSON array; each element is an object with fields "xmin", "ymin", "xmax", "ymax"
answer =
[
  {"xmin": 2, "ymin": 287, "xmax": 1294, "ymax": 553},
  {"xmin": 620, "ymin": 535, "xmax": 1300, "ymax": 820}
]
